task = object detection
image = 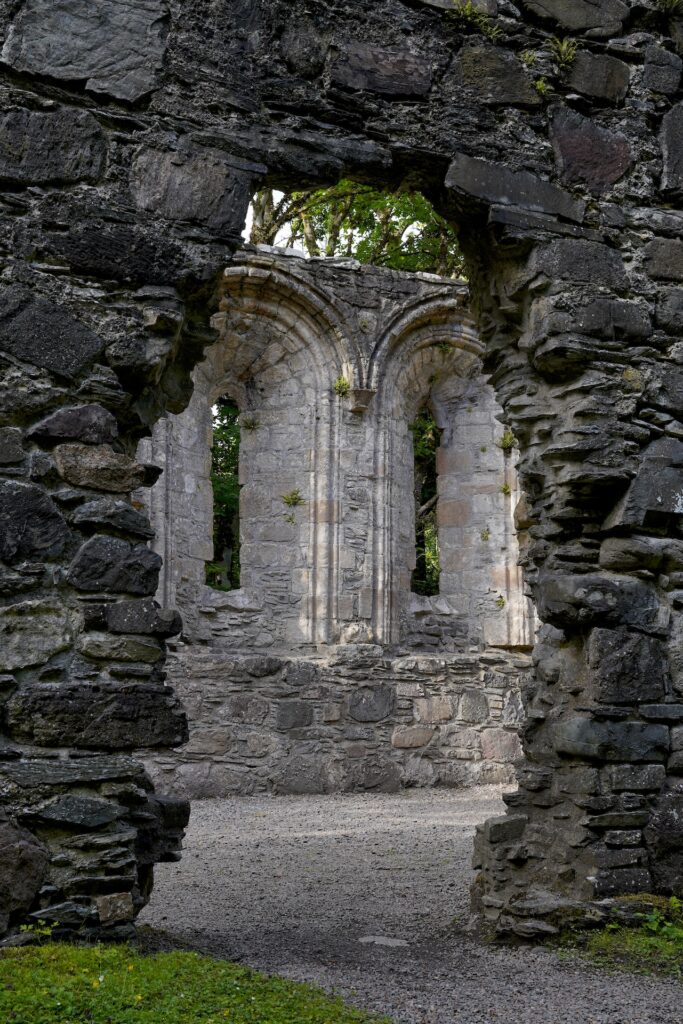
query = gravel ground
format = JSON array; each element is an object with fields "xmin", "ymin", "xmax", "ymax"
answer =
[{"xmin": 140, "ymin": 787, "xmax": 683, "ymax": 1024}]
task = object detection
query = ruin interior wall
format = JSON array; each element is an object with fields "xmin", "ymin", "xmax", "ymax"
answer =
[
  {"xmin": 139, "ymin": 247, "xmax": 533, "ymax": 797},
  {"xmin": 1, "ymin": 0, "xmax": 683, "ymax": 941}
]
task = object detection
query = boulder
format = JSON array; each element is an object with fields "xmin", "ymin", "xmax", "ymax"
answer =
[
  {"xmin": 0, "ymin": 107, "xmax": 106, "ymax": 185},
  {"xmin": 349, "ymin": 685, "xmax": 395, "ymax": 722},
  {"xmin": 29, "ymin": 405, "xmax": 118, "ymax": 445},
  {"xmin": 54, "ymin": 444, "xmax": 147, "ymax": 492}
]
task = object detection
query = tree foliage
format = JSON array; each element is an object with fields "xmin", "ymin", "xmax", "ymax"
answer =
[
  {"xmin": 411, "ymin": 408, "xmax": 441, "ymax": 597},
  {"xmin": 250, "ymin": 180, "xmax": 464, "ymax": 278},
  {"xmin": 206, "ymin": 398, "xmax": 241, "ymax": 589}
]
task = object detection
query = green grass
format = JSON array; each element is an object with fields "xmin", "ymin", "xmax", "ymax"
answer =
[
  {"xmin": 560, "ymin": 897, "xmax": 683, "ymax": 979},
  {"xmin": 0, "ymin": 944, "xmax": 392, "ymax": 1024}
]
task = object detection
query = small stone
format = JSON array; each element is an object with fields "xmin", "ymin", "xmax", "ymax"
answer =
[
  {"xmin": 0, "ymin": 428, "xmax": 25, "ymax": 465},
  {"xmin": 29, "ymin": 795, "xmax": 124, "ymax": 829},
  {"xmin": 459, "ymin": 690, "xmax": 489, "ymax": 724},
  {"xmin": 96, "ymin": 892, "xmax": 135, "ymax": 924},
  {"xmin": 106, "ymin": 599, "xmax": 181, "ymax": 637},
  {"xmin": 357, "ymin": 935, "xmax": 409, "ymax": 947},
  {"xmin": 77, "ymin": 632, "xmax": 164, "ymax": 663},
  {"xmin": 391, "ymin": 725, "xmax": 435, "ymax": 748},
  {"xmin": 644, "ymin": 45, "xmax": 682, "ymax": 95},
  {"xmin": 0, "ymin": 822, "xmax": 49, "ymax": 933}
]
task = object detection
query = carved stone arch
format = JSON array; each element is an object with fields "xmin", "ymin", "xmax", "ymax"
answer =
[
  {"xmin": 370, "ymin": 294, "xmax": 533, "ymax": 648},
  {"xmin": 141, "ymin": 250, "xmax": 364, "ymax": 647}
]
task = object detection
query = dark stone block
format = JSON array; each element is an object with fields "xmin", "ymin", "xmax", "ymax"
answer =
[
  {"xmin": 587, "ymin": 629, "xmax": 668, "ymax": 705},
  {"xmin": 554, "ymin": 718, "xmax": 670, "ymax": 763},
  {"xmin": 0, "ymin": 107, "xmax": 106, "ymax": 186},
  {"xmin": 0, "ymin": 756, "xmax": 146, "ymax": 787},
  {"xmin": 0, "ymin": 821, "xmax": 49, "ymax": 932},
  {"xmin": 567, "ymin": 51, "xmax": 630, "ymax": 102},
  {"xmin": 131, "ymin": 147, "xmax": 252, "ymax": 238},
  {"xmin": 349, "ymin": 685, "xmax": 395, "ymax": 722},
  {"xmin": 2, "ymin": 0, "xmax": 168, "ymax": 102},
  {"xmin": 0, "ymin": 481, "xmax": 68, "ymax": 564},
  {"xmin": 611, "ymin": 764, "xmax": 666, "ymax": 792},
  {"xmin": 661, "ymin": 103, "xmax": 683, "ymax": 199},
  {"xmin": 280, "ymin": 21, "xmax": 327, "ymax": 78},
  {"xmin": 594, "ymin": 867, "xmax": 652, "ymax": 898},
  {"xmin": 276, "ymin": 700, "xmax": 313, "ymax": 730},
  {"xmin": 67, "ymin": 536, "xmax": 161, "ymax": 595},
  {"xmin": 551, "ymin": 108, "xmax": 631, "ymax": 193},
  {"xmin": 656, "ymin": 287, "xmax": 683, "ymax": 332},
  {"xmin": 446, "ymin": 153, "xmax": 584, "ymax": 222},
  {"xmin": 644, "ymin": 45, "xmax": 682, "ymax": 95},
  {"xmin": 244, "ymin": 656, "xmax": 282, "ymax": 678},
  {"xmin": 28, "ymin": 795, "xmax": 124, "ymax": 829},
  {"xmin": 106, "ymin": 599, "xmax": 181, "ymax": 638},
  {"xmin": 5, "ymin": 682, "xmax": 188, "ymax": 750},
  {"xmin": 41, "ymin": 219, "xmax": 198, "ymax": 287},
  {"xmin": 644, "ymin": 238, "xmax": 683, "ymax": 281},
  {"xmin": 0, "ymin": 428, "xmax": 25, "ymax": 465},
  {"xmin": 519, "ymin": 0, "xmax": 627, "ymax": 35},
  {"xmin": 605, "ymin": 437, "xmax": 683, "ymax": 529},
  {"xmin": 0, "ymin": 287, "xmax": 106, "ymax": 380},
  {"xmin": 329, "ymin": 43, "xmax": 431, "ymax": 97},
  {"xmin": 29, "ymin": 405, "xmax": 118, "ymax": 446},
  {"xmin": 71, "ymin": 499, "xmax": 154, "ymax": 539},
  {"xmin": 532, "ymin": 239, "xmax": 627, "ymax": 289},
  {"xmin": 452, "ymin": 44, "xmax": 540, "ymax": 108},
  {"xmin": 645, "ymin": 782, "xmax": 683, "ymax": 893},
  {"xmin": 537, "ymin": 572, "xmax": 661, "ymax": 632}
]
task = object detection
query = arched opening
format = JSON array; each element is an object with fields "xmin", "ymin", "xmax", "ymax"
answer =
[
  {"xmin": 411, "ymin": 406, "xmax": 441, "ymax": 598},
  {"xmin": 206, "ymin": 396, "xmax": 241, "ymax": 592}
]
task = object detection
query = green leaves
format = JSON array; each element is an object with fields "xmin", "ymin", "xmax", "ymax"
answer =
[{"xmin": 251, "ymin": 182, "xmax": 464, "ymax": 279}]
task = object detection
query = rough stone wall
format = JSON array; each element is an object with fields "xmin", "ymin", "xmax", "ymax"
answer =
[
  {"xmin": 1, "ymin": 0, "xmax": 683, "ymax": 941},
  {"xmin": 139, "ymin": 247, "xmax": 532, "ymax": 796}
]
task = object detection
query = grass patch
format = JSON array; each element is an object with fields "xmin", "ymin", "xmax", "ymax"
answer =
[
  {"xmin": 0, "ymin": 943, "xmax": 392, "ymax": 1024},
  {"xmin": 560, "ymin": 896, "xmax": 683, "ymax": 979}
]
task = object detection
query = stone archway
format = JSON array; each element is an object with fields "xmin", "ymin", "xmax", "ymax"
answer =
[{"xmin": 0, "ymin": 0, "xmax": 682, "ymax": 942}]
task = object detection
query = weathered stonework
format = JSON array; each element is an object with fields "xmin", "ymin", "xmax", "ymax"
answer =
[
  {"xmin": 138, "ymin": 247, "xmax": 532, "ymax": 796},
  {"xmin": 0, "ymin": 0, "xmax": 683, "ymax": 942}
]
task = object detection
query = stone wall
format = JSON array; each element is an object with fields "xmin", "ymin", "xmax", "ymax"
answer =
[
  {"xmin": 2, "ymin": 0, "xmax": 683, "ymax": 941},
  {"xmin": 139, "ymin": 247, "xmax": 532, "ymax": 796}
]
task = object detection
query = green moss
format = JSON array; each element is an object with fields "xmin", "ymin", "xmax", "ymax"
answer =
[
  {"xmin": 0, "ymin": 944, "xmax": 392, "ymax": 1024},
  {"xmin": 281, "ymin": 489, "xmax": 305, "ymax": 508},
  {"xmin": 446, "ymin": 1, "xmax": 503, "ymax": 42}
]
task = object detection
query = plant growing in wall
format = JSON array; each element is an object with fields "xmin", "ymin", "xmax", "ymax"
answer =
[
  {"xmin": 334, "ymin": 376, "xmax": 351, "ymax": 398},
  {"xmin": 446, "ymin": 1, "xmax": 503, "ymax": 42},
  {"xmin": 281, "ymin": 489, "xmax": 305, "ymax": 507},
  {"xmin": 498, "ymin": 428, "xmax": 516, "ymax": 454},
  {"xmin": 281, "ymin": 489, "xmax": 305, "ymax": 525},
  {"xmin": 549, "ymin": 37, "xmax": 578, "ymax": 70}
]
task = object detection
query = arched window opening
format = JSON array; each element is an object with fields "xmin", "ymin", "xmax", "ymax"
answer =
[
  {"xmin": 206, "ymin": 396, "xmax": 241, "ymax": 591},
  {"xmin": 411, "ymin": 407, "xmax": 441, "ymax": 597}
]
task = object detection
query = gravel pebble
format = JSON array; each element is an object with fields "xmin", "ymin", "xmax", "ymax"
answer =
[{"xmin": 140, "ymin": 786, "xmax": 683, "ymax": 1024}]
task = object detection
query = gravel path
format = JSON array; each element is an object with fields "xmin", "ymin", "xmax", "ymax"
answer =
[{"xmin": 140, "ymin": 787, "xmax": 683, "ymax": 1024}]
